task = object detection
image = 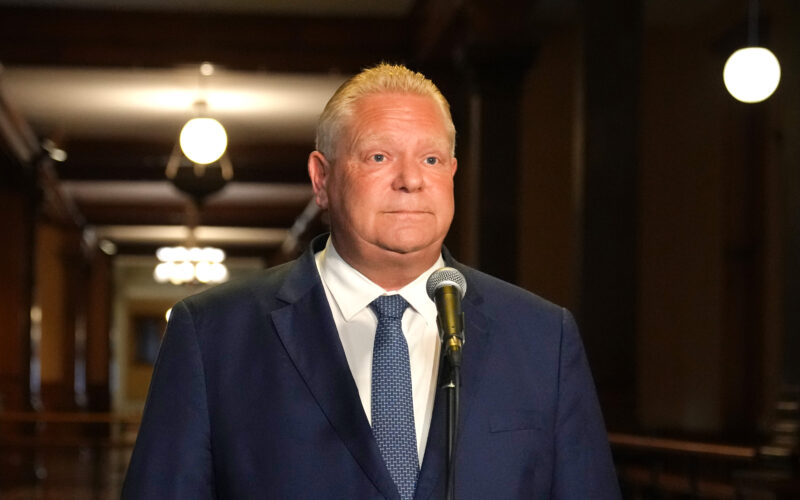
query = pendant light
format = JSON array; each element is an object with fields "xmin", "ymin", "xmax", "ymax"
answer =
[{"xmin": 723, "ymin": 0, "xmax": 781, "ymax": 103}]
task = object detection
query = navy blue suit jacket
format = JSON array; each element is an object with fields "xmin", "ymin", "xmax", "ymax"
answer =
[{"xmin": 123, "ymin": 237, "xmax": 620, "ymax": 499}]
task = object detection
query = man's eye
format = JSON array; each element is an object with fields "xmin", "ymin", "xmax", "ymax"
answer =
[
  {"xmin": 425, "ymin": 157, "xmax": 439, "ymax": 165},
  {"xmin": 371, "ymin": 154, "xmax": 385, "ymax": 162}
]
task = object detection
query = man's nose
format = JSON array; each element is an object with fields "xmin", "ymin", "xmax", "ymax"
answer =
[{"xmin": 393, "ymin": 157, "xmax": 424, "ymax": 192}]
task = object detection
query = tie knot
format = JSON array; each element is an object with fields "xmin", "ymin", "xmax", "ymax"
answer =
[{"xmin": 370, "ymin": 294, "xmax": 409, "ymax": 320}]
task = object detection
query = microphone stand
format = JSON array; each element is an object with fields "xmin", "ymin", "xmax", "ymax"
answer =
[
  {"xmin": 440, "ymin": 321, "xmax": 463, "ymax": 500},
  {"xmin": 429, "ymin": 276, "xmax": 466, "ymax": 500},
  {"xmin": 443, "ymin": 355, "xmax": 461, "ymax": 500}
]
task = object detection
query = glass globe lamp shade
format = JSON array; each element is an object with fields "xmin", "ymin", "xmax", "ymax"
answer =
[
  {"xmin": 173, "ymin": 261, "xmax": 196, "ymax": 285},
  {"xmin": 723, "ymin": 47, "xmax": 781, "ymax": 103},
  {"xmin": 179, "ymin": 117, "xmax": 228, "ymax": 164},
  {"xmin": 195, "ymin": 261, "xmax": 229, "ymax": 284},
  {"xmin": 153, "ymin": 262, "xmax": 173, "ymax": 283}
]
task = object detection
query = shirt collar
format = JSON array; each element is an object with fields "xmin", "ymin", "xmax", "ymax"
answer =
[{"xmin": 315, "ymin": 236, "xmax": 443, "ymax": 325}]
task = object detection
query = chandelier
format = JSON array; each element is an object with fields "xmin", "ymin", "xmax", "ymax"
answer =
[{"xmin": 153, "ymin": 244, "xmax": 229, "ymax": 285}]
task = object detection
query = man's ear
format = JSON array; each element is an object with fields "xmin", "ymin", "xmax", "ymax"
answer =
[{"xmin": 308, "ymin": 151, "xmax": 331, "ymax": 209}]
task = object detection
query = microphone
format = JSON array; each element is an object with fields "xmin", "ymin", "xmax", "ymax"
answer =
[{"xmin": 426, "ymin": 267, "xmax": 467, "ymax": 368}]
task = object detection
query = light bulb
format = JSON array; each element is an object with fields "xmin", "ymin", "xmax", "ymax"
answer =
[
  {"xmin": 188, "ymin": 246, "xmax": 204, "ymax": 262},
  {"xmin": 723, "ymin": 47, "xmax": 781, "ymax": 103},
  {"xmin": 153, "ymin": 262, "xmax": 172, "ymax": 283},
  {"xmin": 179, "ymin": 117, "xmax": 228, "ymax": 164},
  {"xmin": 173, "ymin": 261, "xmax": 195, "ymax": 284},
  {"xmin": 201, "ymin": 247, "xmax": 226, "ymax": 263},
  {"xmin": 195, "ymin": 261, "xmax": 229, "ymax": 284},
  {"xmin": 209, "ymin": 262, "xmax": 229, "ymax": 282}
]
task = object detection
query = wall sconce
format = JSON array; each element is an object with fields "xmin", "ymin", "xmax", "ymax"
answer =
[{"xmin": 723, "ymin": 0, "xmax": 781, "ymax": 103}]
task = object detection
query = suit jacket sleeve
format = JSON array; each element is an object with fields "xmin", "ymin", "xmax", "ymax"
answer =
[
  {"xmin": 551, "ymin": 308, "xmax": 621, "ymax": 499},
  {"xmin": 122, "ymin": 300, "xmax": 216, "ymax": 499}
]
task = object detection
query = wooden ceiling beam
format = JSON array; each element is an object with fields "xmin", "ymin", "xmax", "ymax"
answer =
[
  {"xmin": 410, "ymin": 0, "xmax": 539, "ymax": 65},
  {"xmin": 409, "ymin": 0, "xmax": 464, "ymax": 62},
  {"xmin": 76, "ymin": 200, "xmax": 307, "ymax": 228},
  {"xmin": 112, "ymin": 242, "xmax": 278, "ymax": 259},
  {"xmin": 0, "ymin": 6, "xmax": 411, "ymax": 72},
  {"xmin": 54, "ymin": 139, "xmax": 312, "ymax": 183}
]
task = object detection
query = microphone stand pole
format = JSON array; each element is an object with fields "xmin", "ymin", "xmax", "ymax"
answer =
[
  {"xmin": 441, "ymin": 322, "xmax": 463, "ymax": 500},
  {"xmin": 443, "ymin": 356, "xmax": 460, "ymax": 500}
]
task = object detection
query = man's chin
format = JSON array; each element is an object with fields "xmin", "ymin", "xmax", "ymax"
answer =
[{"xmin": 376, "ymin": 236, "xmax": 442, "ymax": 257}]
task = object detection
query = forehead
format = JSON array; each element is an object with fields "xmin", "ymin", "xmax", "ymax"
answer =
[
  {"xmin": 344, "ymin": 92, "xmax": 450, "ymax": 145},
  {"xmin": 352, "ymin": 91, "xmax": 442, "ymax": 115}
]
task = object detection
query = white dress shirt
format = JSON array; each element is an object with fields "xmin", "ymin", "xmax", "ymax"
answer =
[{"xmin": 315, "ymin": 237, "xmax": 443, "ymax": 464}]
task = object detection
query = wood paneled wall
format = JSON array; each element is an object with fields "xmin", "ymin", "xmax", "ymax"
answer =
[{"xmin": 0, "ymin": 189, "xmax": 34, "ymax": 411}]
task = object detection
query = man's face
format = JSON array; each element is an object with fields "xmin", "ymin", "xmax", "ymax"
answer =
[{"xmin": 309, "ymin": 92, "xmax": 457, "ymax": 265}]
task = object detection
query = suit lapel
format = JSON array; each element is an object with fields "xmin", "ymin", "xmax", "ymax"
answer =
[
  {"xmin": 415, "ymin": 263, "xmax": 493, "ymax": 500},
  {"xmin": 269, "ymin": 244, "xmax": 399, "ymax": 500}
]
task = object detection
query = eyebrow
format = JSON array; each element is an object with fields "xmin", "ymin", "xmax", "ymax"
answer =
[{"xmin": 352, "ymin": 134, "xmax": 450, "ymax": 152}]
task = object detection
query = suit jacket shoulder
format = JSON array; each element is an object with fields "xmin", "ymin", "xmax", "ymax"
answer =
[{"xmin": 457, "ymin": 264, "xmax": 564, "ymax": 316}]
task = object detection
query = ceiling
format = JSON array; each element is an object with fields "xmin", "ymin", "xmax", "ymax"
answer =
[
  {"xmin": 2, "ymin": 66, "xmax": 347, "ymax": 142},
  {"xmin": 0, "ymin": 0, "xmax": 422, "ymax": 260},
  {"xmin": 1, "ymin": 66, "xmax": 347, "ymax": 255},
  {"xmin": 0, "ymin": 0, "xmax": 415, "ymax": 17}
]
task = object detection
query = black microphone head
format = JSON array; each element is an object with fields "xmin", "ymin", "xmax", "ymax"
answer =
[{"xmin": 426, "ymin": 267, "xmax": 467, "ymax": 300}]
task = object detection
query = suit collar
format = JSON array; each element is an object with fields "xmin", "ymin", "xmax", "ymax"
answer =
[
  {"xmin": 273, "ymin": 234, "xmax": 326, "ymax": 304},
  {"xmin": 270, "ymin": 234, "xmax": 401, "ymax": 500}
]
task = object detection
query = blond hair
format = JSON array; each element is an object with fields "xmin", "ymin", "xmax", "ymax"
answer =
[{"xmin": 315, "ymin": 63, "xmax": 456, "ymax": 160}]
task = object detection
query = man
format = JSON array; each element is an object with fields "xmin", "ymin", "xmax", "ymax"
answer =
[{"xmin": 123, "ymin": 63, "xmax": 620, "ymax": 499}]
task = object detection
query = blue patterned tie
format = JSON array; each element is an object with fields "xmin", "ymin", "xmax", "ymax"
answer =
[{"xmin": 370, "ymin": 295, "xmax": 419, "ymax": 500}]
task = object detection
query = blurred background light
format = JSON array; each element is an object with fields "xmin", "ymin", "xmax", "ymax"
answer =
[{"xmin": 723, "ymin": 47, "xmax": 781, "ymax": 103}]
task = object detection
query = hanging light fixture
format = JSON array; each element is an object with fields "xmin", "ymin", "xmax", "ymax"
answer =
[
  {"xmin": 152, "ymin": 202, "xmax": 229, "ymax": 286},
  {"xmin": 180, "ymin": 113, "xmax": 228, "ymax": 165},
  {"xmin": 723, "ymin": 0, "xmax": 781, "ymax": 103},
  {"xmin": 178, "ymin": 63, "xmax": 228, "ymax": 164},
  {"xmin": 153, "ymin": 245, "xmax": 229, "ymax": 285},
  {"xmin": 165, "ymin": 63, "xmax": 234, "ymax": 206}
]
